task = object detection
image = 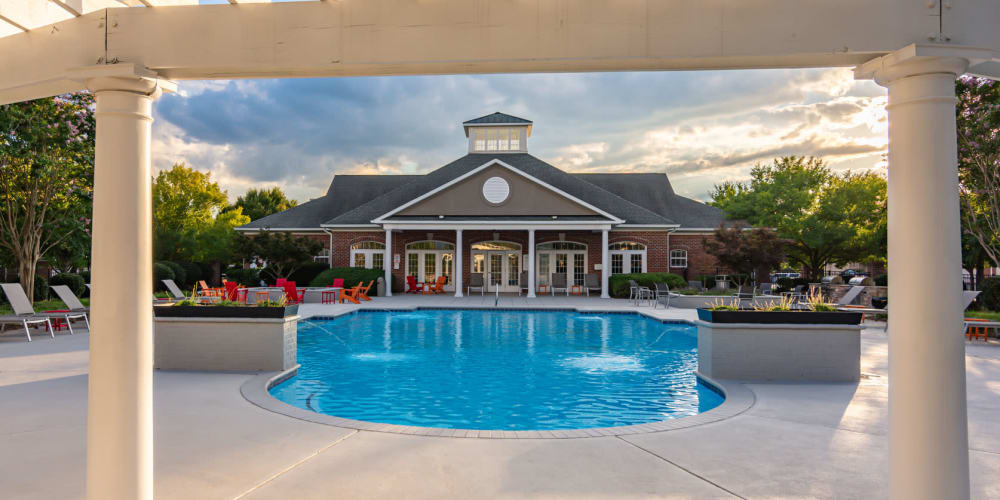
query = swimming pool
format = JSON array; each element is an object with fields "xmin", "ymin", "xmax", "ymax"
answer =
[{"xmin": 270, "ymin": 309, "xmax": 723, "ymax": 430}]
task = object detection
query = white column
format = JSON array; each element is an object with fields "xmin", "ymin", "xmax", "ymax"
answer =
[
  {"xmin": 600, "ymin": 229, "xmax": 610, "ymax": 298},
  {"xmin": 86, "ymin": 76, "xmax": 163, "ymax": 500},
  {"xmin": 454, "ymin": 229, "xmax": 464, "ymax": 297},
  {"xmin": 863, "ymin": 53, "xmax": 971, "ymax": 500},
  {"xmin": 527, "ymin": 229, "xmax": 536, "ymax": 298},
  {"xmin": 384, "ymin": 229, "xmax": 392, "ymax": 296}
]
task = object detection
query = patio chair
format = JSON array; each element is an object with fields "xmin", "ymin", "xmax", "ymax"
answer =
[
  {"xmin": 341, "ymin": 282, "xmax": 363, "ymax": 304},
  {"xmin": 518, "ymin": 271, "xmax": 530, "ymax": 296},
  {"xmin": 652, "ymin": 282, "xmax": 672, "ymax": 309},
  {"xmin": 50, "ymin": 285, "xmax": 91, "ymax": 320},
  {"xmin": 224, "ymin": 281, "xmax": 241, "ymax": 302},
  {"xmin": 584, "ymin": 273, "xmax": 602, "ymax": 297},
  {"xmin": 282, "ymin": 282, "xmax": 304, "ymax": 304},
  {"xmin": 162, "ymin": 279, "xmax": 187, "ymax": 301},
  {"xmin": 358, "ymin": 280, "xmax": 375, "ymax": 301},
  {"xmin": 836, "ymin": 285, "xmax": 866, "ymax": 307},
  {"xmin": 429, "ymin": 276, "xmax": 447, "ymax": 294},
  {"xmin": 688, "ymin": 280, "xmax": 703, "ymax": 292},
  {"xmin": 198, "ymin": 280, "xmax": 222, "ymax": 297},
  {"xmin": 759, "ymin": 282, "xmax": 777, "ymax": 296},
  {"xmin": 628, "ymin": 279, "xmax": 652, "ymax": 305},
  {"xmin": 737, "ymin": 286, "xmax": 755, "ymax": 309},
  {"xmin": 550, "ymin": 274, "xmax": 569, "ymax": 296},
  {"xmin": 406, "ymin": 275, "xmax": 423, "ymax": 294},
  {"xmin": 332, "ymin": 278, "xmax": 344, "ymax": 288},
  {"xmin": 276, "ymin": 278, "xmax": 287, "ymax": 288},
  {"xmin": 1, "ymin": 283, "xmax": 85, "ymax": 337},
  {"xmin": 468, "ymin": 273, "xmax": 485, "ymax": 295}
]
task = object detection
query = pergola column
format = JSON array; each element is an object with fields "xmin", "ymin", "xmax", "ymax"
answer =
[
  {"xmin": 600, "ymin": 229, "xmax": 610, "ymax": 298},
  {"xmin": 859, "ymin": 50, "xmax": 974, "ymax": 500},
  {"xmin": 527, "ymin": 230, "xmax": 536, "ymax": 298},
  {"xmin": 454, "ymin": 229, "xmax": 464, "ymax": 297},
  {"xmin": 384, "ymin": 229, "xmax": 392, "ymax": 296},
  {"xmin": 85, "ymin": 75, "xmax": 164, "ymax": 500}
]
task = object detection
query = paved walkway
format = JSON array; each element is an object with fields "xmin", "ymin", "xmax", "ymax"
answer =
[{"xmin": 2, "ymin": 296, "xmax": 999, "ymax": 499}]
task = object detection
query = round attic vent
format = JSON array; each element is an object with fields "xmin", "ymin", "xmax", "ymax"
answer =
[{"xmin": 482, "ymin": 176, "xmax": 510, "ymax": 204}]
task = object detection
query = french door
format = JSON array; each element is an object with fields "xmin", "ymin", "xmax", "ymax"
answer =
[
  {"xmin": 536, "ymin": 244, "xmax": 588, "ymax": 287},
  {"xmin": 406, "ymin": 251, "xmax": 454, "ymax": 290},
  {"xmin": 472, "ymin": 251, "xmax": 520, "ymax": 292}
]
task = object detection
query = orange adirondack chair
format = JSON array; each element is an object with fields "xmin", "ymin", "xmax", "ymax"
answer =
[
  {"xmin": 429, "ymin": 275, "xmax": 447, "ymax": 294},
  {"xmin": 358, "ymin": 280, "xmax": 375, "ymax": 301},
  {"xmin": 198, "ymin": 280, "xmax": 223, "ymax": 297},
  {"xmin": 340, "ymin": 282, "xmax": 363, "ymax": 304}
]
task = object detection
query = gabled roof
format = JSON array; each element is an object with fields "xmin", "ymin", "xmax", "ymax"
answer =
[
  {"xmin": 463, "ymin": 112, "xmax": 532, "ymax": 125},
  {"xmin": 237, "ymin": 174, "xmax": 418, "ymax": 230},
  {"xmin": 574, "ymin": 173, "xmax": 725, "ymax": 228},
  {"xmin": 323, "ymin": 154, "xmax": 675, "ymax": 226}
]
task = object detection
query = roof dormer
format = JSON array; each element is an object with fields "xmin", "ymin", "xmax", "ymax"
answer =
[{"xmin": 463, "ymin": 112, "xmax": 532, "ymax": 154}]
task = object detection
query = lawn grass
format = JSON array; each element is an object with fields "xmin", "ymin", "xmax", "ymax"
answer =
[
  {"xmin": 966, "ymin": 310, "xmax": 1000, "ymax": 321},
  {"xmin": 0, "ymin": 298, "xmax": 90, "ymax": 317}
]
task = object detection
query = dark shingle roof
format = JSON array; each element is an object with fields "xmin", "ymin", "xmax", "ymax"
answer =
[
  {"xmin": 325, "ymin": 154, "xmax": 675, "ymax": 226},
  {"xmin": 575, "ymin": 173, "xmax": 725, "ymax": 228},
  {"xmin": 463, "ymin": 112, "xmax": 532, "ymax": 125},
  {"xmin": 238, "ymin": 175, "xmax": 419, "ymax": 229}
]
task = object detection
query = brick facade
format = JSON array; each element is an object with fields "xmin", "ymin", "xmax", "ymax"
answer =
[{"xmin": 327, "ymin": 229, "xmax": 723, "ymax": 292}]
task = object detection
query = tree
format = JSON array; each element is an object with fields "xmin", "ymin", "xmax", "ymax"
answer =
[
  {"xmin": 956, "ymin": 76, "xmax": 1000, "ymax": 269},
  {"xmin": 704, "ymin": 225, "xmax": 789, "ymax": 287},
  {"xmin": 152, "ymin": 163, "xmax": 249, "ymax": 283},
  {"xmin": 236, "ymin": 230, "xmax": 323, "ymax": 282},
  {"xmin": 710, "ymin": 156, "xmax": 887, "ymax": 280},
  {"xmin": 0, "ymin": 92, "xmax": 95, "ymax": 302},
  {"xmin": 231, "ymin": 187, "xmax": 297, "ymax": 222}
]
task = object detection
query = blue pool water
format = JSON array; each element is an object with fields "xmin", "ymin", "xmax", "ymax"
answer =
[{"xmin": 270, "ymin": 309, "xmax": 723, "ymax": 430}]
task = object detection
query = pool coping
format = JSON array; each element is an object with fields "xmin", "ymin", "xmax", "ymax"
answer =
[{"xmin": 239, "ymin": 306, "xmax": 757, "ymax": 439}]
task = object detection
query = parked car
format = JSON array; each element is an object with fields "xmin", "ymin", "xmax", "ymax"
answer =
[{"xmin": 839, "ymin": 269, "xmax": 869, "ymax": 279}]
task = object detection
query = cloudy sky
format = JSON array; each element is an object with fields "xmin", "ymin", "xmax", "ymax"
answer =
[{"xmin": 150, "ymin": 67, "xmax": 888, "ymax": 204}]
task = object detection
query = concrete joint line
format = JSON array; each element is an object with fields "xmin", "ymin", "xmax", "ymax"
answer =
[
  {"xmin": 615, "ymin": 435, "xmax": 746, "ymax": 500},
  {"xmin": 232, "ymin": 429, "xmax": 360, "ymax": 499}
]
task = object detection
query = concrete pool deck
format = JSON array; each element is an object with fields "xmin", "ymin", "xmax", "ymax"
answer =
[{"xmin": 2, "ymin": 295, "xmax": 999, "ymax": 499}]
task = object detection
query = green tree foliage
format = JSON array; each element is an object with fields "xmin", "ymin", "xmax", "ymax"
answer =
[
  {"xmin": 704, "ymin": 225, "xmax": 789, "ymax": 287},
  {"xmin": 0, "ymin": 93, "xmax": 95, "ymax": 303},
  {"xmin": 231, "ymin": 187, "xmax": 298, "ymax": 222},
  {"xmin": 152, "ymin": 163, "xmax": 250, "ymax": 265},
  {"xmin": 710, "ymin": 156, "xmax": 887, "ymax": 280},
  {"xmin": 236, "ymin": 230, "xmax": 323, "ymax": 282},
  {"xmin": 956, "ymin": 76, "xmax": 1000, "ymax": 269}
]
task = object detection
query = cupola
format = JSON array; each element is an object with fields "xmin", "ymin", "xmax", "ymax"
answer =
[{"xmin": 463, "ymin": 112, "xmax": 532, "ymax": 154}]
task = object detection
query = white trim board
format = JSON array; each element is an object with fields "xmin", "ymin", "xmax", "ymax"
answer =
[{"xmin": 371, "ymin": 159, "xmax": 625, "ymax": 225}]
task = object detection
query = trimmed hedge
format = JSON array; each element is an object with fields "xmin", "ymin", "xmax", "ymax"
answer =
[
  {"xmin": 289, "ymin": 262, "xmax": 330, "ymax": 287},
  {"xmin": 609, "ymin": 272, "xmax": 686, "ymax": 298},
  {"xmin": 981, "ymin": 278, "xmax": 1000, "ymax": 312},
  {"xmin": 50, "ymin": 272, "xmax": 86, "ymax": 297},
  {"xmin": 153, "ymin": 262, "xmax": 174, "ymax": 291},
  {"xmin": 34, "ymin": 275, "xmax": 49, "ymax": 301},
  {"xmin": 310, "ymin": 267, "xmax": 384, "ymax": 291},
  {"xmin": 224, "ymin": 267, "xmax": 260, "ymax": 287},
  {"xmin": 160, "ymin": 261, "xmax": 186, "ymax": 287},
  {"xmin": 179, "ymin": 262, "xmax": 202, "ymax": 286}
]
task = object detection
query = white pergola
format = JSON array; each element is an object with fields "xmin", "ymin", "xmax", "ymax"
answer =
[{"xmin": 1, "ymin": 1, "xmax": 998, "ymax": 499}]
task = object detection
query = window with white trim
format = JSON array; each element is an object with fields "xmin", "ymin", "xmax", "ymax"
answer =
[
  {"xmin": 670, "ymin": 249, "xmax": 688, "ymax": 268},
  {"xmin": 313, "ymin": 247, "xmax": 330, "ymax": 263},
  {"xmin": 471, "ymin": 127, "xmax": 525, "ymax": 152},
  {"xmin": 609, "ymin": 241, "xmax": 646, "ymax": 274},
  {"xmin": 350, "ymin": 241, "xmax": 385, "ymax": 270}
]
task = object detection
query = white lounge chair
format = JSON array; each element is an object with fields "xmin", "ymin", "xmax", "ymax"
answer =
[
  {"xmin": 50, "ymin": 285, "xmax": 91, "ymax": 315},
  {"xmin": 161, "ymin": 279, "xmax": 187, "ymax": 302},
  {"xmin": 0, "ymin": 283, "xmax": 65, "ymax": 341},
  {"xmin": 836, "ymin": 285, "xmax": 866, "ymax": 306}
]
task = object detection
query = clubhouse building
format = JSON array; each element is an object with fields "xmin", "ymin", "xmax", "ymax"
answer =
[{"xmin": 237, "ymin": 113, "xmax": 726, "ymax": 296}]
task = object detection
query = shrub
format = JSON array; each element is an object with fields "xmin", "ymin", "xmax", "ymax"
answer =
[
  {"xmin": 874, "ymin": 274, "xmax": 888, "ymax": 286},
  {"xmin": 153, "ymin": 262, "xmax": 174, "ymax": 291},
  {"xmin": 50, "ymin": 272, "xmax": 86, "ymax": 297},
  {"xmin": 224, "ymin": 267, "xmax": 260, "ymax": 287},
  {"xmin": 311, "ymin": 267, "xmax": 385, "ymax": 292},
  {"xmin": 179, "ymin": 262, "xmax": 202, "ymax": 285},
  {"xmin": 609, "ymin": 272, "xmax": 686, "ymax": 298},
  {"xmin": 79, "ymin": 270, "xmax": 91, "ymax": 297},
  {"xmin": 981, "ymin": 278, "xmax": 1000, "ymax": 312},
  {"xmin": 161, "ymin": 261, "xmax": 186, "ymax": 287},
  {"xmin": 34, "ymin": 275, "xmax": 49, "ymax": 301},
  {"xmin": 289, "ymin": 262, "xmax": 329, "ymax": 287}
]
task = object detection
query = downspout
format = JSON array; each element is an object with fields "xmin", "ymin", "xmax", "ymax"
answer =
[{"xmin": 322, "ymin": 229, "xmax": 334, "ymax": 269}]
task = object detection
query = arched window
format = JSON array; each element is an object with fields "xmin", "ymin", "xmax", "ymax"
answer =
[
  {"xmin": 609, "ymin": 241, "xmax": 646, "ymax": 274},
  {"xmin": 670, "ymin": 249, "xmax": 688, "ymax": 269},
  {"xmin": 472, "ymin": 241, "xmax": 521, "ymax": 251},
  {"xmin": 536, "ymin": 241, "xmax": 587, "ymax": 251},
  {"xmin": 350, "ymin": 241, "xmax": 385, "ymax": 269},
  {"xmin": 406, "ymin": 241, "xmax": 455, "ymax": 251}
]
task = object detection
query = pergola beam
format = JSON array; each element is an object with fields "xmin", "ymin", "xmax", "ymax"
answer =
[{"xmin": 1, "ymin": 0, "xmax": 998, "ymax": 104}]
